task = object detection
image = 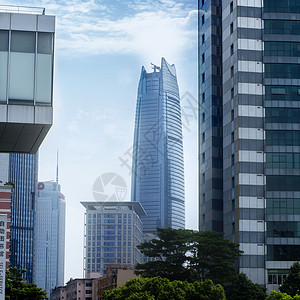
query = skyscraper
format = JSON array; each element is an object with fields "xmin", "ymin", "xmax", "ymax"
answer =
[
  {"xmin": 199, "ymin": 0, "xmax": 300, "ymax": 291},
  {"xmin": 9, "ymin": 153, "xmax": 38, "ymax": 283},
  {"xmin": 35, "ymin": 181, "xmax": 66, "ymax": 298},
  {"xmin": 131, "ymin": 57, "xmax": 185, "ymax": 234}
]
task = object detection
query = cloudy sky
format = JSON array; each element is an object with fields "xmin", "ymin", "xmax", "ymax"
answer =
[{"xmin": 7, "ymin": 0, "xmax": 198, "ymax": 281}]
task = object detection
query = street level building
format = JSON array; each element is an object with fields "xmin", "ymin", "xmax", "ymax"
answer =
[
  {"xmin": 199, "ymin": 0, "xmax": 300, "ymax": 291},
  {"xmin": 35, "ymin": 181, "xmax": 66, "ymax": 299},
  {"xmin": 131, "ymin": 57, "xmax": 185, "ymax": 235},
  {"xmin": 81, "ymin": 201, "xmax": 145, "ymax": 277}
]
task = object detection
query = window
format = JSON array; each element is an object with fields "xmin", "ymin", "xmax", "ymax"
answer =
[
  {"xmin": 202, "ymin": 152, "xmax": 205, "ymax": 163},
  {"xmin": 231, "ymin": 154, "xmax": 234, "ymax": 166},
  {"xmin": 231, "ymin": 66, "xmax": 234, "ymax": 77},
  {"xmin": 217, "ymin": 66, "xmax": 221, "ymax": 75},
  {"xmin": 231, "ymin": 177, "xmax": 235, "ymax": 188},
  {"xmin": 230, "ymin": 43, "xmax": 234, "ymax": 56},
  {"xmin": 202, "ymin": 72, "xmax": 205, "ymax": 83},
  {"xmin": 265, "ymin": 64, "xmax": 300, "ymax": 79},
  {"xmin": 231, "ymin": 109, "xmax": 234, "ymax": 121},
  {"xmin": 217, "ymin": 86, "xmax": 221, "ymax": 95},
  {"xmin": 202, "ymin": 132, "xmax": 205, "ymax": 143},
  {"xmin": 265, "ymin": 108, "xmax": 300, "ymax": 123},
  {"xmin": 267, "ymin": 175, "xmax": 300, "ymax": 191},
  {"xmin": 230, "ymin": 22, "xmax": 234, "ymax": 34},
  {"xmin": 202, "ymin": 92, "xmax": 205, "ymax": 103},
  {"xmin": 202, "ymin": 0, "xmax": 205, "ymax": 6},
  {"xmin": 216, "ymin": 26, "xmax": 221, "ymax": 35},
  {"xmin": 265, "ymin": 20, "xmax": 300, "ymax": 35},
  {"xmin": 231, "ymin": 87, "xmax": 234, "ymax": 99},
  {"xmin": 232, "ymin": 199, "xmax": 235, "ymax": 210},
  {"xmin": 202, "ymin": 15, "xmax": 205, "ymax": 25},
  {"xmin": 216, "ymin": 6, "xmax": 220, "ymax": 15},
  {"xmin": 202, "ymin": 53, "xmax": 205, "ymax": 64},
  {"xmin": 265, "ymin": 86, "xmax": 300, "ymax": 101},
  {"xmin": 264, "ymin": 0, "xmax": 300, "ymax": 13},
  {"xmin": 216, "ymin": 46, "xmax": 221, "ymax": 55},
  {"xmin": 202, "ymin": 112, "xmax": 205, "ymax": 123},
  {"xmin": 232, "ymin": 222, "xmax": 235, "ymax": 233},
  {"xmin": 0, "ymin": 30, "xmax": 8, "ymax": 102},
  {"xmin": 202, "ymin": 173, "xmax": 205, "ymax": 183},
  {"xmin": 202, "ymin": 34, "xmax": 205, "ymax": 44},
  {"xmin": 230, "ymin": 1, "xmax": 233, "ymax": 13},
  {"xmin": 231, "ymin": 131, "xmax": 234, "ymax": 143}
]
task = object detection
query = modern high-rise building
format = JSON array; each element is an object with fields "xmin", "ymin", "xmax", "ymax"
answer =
[
  {"xmin": 9, "ymin": 153, "xmax": 38, "ymax": 283},
  {"xmin": 199, "ymin": 0, "xmax": 300, "ymax": 291},
  {"xmin": 81, "ymin": 201, "xmax": 145, "ymax": 277},
  {"xmin": 0, "ymin": 8, "xmax": 55, "ymax": 154},
  {"xmin": 131, "ymin": 57, "xmax": 185, "ymax": 234},
  {"xmin": 35, "ymin": 181, "xmax": 66, "ymax": 299}
]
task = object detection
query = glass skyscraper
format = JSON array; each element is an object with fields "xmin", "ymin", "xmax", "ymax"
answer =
[
  {"xmin": 9, "ymin": 153, "xmax": 38, "ymax": 283},
  {"xmin": 199, "ymin": 0, "xmax": 300, "ymax": 291},
  {"xmin": 35, "ymin": 181, "xmax": 66, "ymax": 299},
  {"xmin": 131, "ymin": 57, "xmax": 185, "ymax": 234}
]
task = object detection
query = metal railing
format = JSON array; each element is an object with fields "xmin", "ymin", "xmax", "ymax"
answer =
[{"xmin": 0, "ymin": 5, "xmax": 45, "ymax": 15}]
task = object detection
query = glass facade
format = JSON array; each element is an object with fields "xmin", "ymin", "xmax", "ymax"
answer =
[
  {"xmin": 9, "ymin": 153, "xmax": 38, "ymax": 283},
  {"xmin": 131, "ymin": 57, "xmax": 185, "ymax": 234},
  {"xmin": 35, "ymin": 181, "xmax": 66, "ymax": 298},
  {"xmin": 81, "ymin": 202, "xmax": 144, "ymax": 276}
]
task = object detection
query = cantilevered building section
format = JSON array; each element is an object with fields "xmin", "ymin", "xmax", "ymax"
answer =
[
  {"xmin": 131, "ymin": 57, "xmax": 185, "ymax": 234},
  {"xmin": 0, "ymin": 8, "xmax": 55, "ymax": 153},
  {"xmin": 199, "ymin": 0, "xmax": 300, "ymax": 291}
]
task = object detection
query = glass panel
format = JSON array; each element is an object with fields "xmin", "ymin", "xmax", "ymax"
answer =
[
  {"xmin": 271, "ymin": 88, "xmax": 285, "ymax": 95},
  {"xmin": 0, "ymin": 30, "xmax": 8, "ymax": 51},
  {"xmin": 11, "ymin": 31, "xmax": 35, "ymax": 53},
  {"xmin": 9, "ymin": 52, "xmax": 35, "ymax": 101},
  {"xmin": 36, "ymin": 54, "xmax": 52, "ymax": 105},
  {"xmin": 37, "ymin": 32, "xmax": 53, "ymax": 54},
  {"xmin": 0, "ymin": 52, "xmax": 8, "ymax": 102}
]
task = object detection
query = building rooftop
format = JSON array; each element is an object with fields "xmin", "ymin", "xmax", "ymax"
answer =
[{"xmin": 0, "ymin": 5, "xmax": 45, "ymax": 15}]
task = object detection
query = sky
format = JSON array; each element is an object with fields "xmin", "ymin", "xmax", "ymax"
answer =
[{"xmin": 7, "ymin": 0, "xmax": 198, "ymax": 282}]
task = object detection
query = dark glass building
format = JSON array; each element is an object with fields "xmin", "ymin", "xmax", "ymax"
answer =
[{"xmin": 199, "ymin": 0, "xmax": 300, "ymax": 291}]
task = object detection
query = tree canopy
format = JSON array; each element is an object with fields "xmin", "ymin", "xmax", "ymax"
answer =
[
  {"xmin": 267, "ymin": 291, "xmax": 300, "ymax": 299},
  {"xmin": 280, "ymin": 262, "xmax": 300, "ymax": 297},
  {"xmin": 224, "ymin": 273, "xmax": 267, "ymax": 300},
  {"xmin": 102, "ymin": 277, "xmax": 226, "ymax": 300},
  {"xmin": 5, "ymin": 267, "xmax": 48, "ymax": 300},
  {"xmin": 135, "ymin": 228, "xmax": 243, "ymax": 284}
]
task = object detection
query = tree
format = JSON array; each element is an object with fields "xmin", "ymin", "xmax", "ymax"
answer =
[
  {"xmin": 135, "ymin": 228, "xmax": 242, "ymax": 284},
  {"xmin": 224, "ymin": 273, "xmax": 267, "ymax": 300},
  {"xmin": 280, "ymin": 262, "xmax": 300, "ymax": 296},
  {"xmin": 102, "ymin": 277, "xmax": 226, "ymax": 300},
  {"xmin": 267, "ymin": 291, "xmax": 300, "ymax": 299},
  {"xmin": 5, "ymin": 267, "xmax": 48, "ymax": 300}
]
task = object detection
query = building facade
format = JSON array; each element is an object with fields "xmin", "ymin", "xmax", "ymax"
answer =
[
  {"xmin": 199, "ymin": 0, "xmax": 300, "ymax": 290},
  {"xmin": 9, "ymin": 153, "xmax": 38, "ymax": 283},
  {"xmin": 0, "ymin": 9, "xmax": 55, "ymax": 154},
  {"xmin": 131, "ymin": 57, "xmax": 185, "ymax": 234},
  {"xmin": 35, "ymin": 181, "xmax": 66, "ymax": 298},
  {"xmin": 81, "ymin": 201, "xmax": 145, "ymax": 277}
]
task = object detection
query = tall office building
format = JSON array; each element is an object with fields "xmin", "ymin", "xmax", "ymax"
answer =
[
  {"xmin": 9, "ymin": 153, "xmax": 38, "ymax": 283},
  {"xmin": 199, "ymin": 0, "xmax": 300, "ymax": 291},
  {"xmin": 131, "ymin": 57, "xmax": 185, "ymax": 234},
  {"xmin": 81, "ymin": 201, "xmax": 145, "ymax": 277},
  {"xmin": 35, "ymin": 181, "xmax": 66, "ymax": 298}
]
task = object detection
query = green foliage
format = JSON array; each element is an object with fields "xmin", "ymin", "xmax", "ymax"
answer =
[
  {"xmin": 224, "ymin": 273, "xmax": 267, "ymax": 300},
  {"xmin": 280, "ymin": 262, "xmax": 300, "ymax": 296},
  {"xmin": 267, "ymin": 291, "xmax": 300, "ymax": 299},
  {"xmin": 102, "ymin": 277, "xmax": 226, "ymax": 300},
  {"xmin": 135, "ymin": 228, "xmax": 242, "ymax": 284},
  {"xmin": 5, "ymin": 267, "xmax": 48, "ymax": 300}
]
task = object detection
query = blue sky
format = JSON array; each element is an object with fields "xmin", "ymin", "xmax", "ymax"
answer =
[{"xmin": 8, "ymin": 0, "xmax": 198, "ymax": 281}]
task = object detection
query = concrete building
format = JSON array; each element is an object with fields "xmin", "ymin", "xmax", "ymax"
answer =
[
  {"xmin": 131, "ymin": 57, "xmax": 185, "ymax": 235},
  {"xmin": 81, "ymin": 201, "xmax": 145, "ymax": 277},
  {"xmin": 0, "ymin": 7, "xmax": 55, "ymax": 154},
  {"xmin": 199, "ymin": 0, "xmax": 300, "ymax": 291},
  {"xmin": 35, "ymin": 181, "xmax": 66, "ymax": 299}
]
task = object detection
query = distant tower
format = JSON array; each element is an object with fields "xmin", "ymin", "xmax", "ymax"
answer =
[
  {"xmin": 35, "ymin": 181, "xmax": 66, "ymax": 298},
  {"xmin": 131, "ymin": 58, "xmax": 185, "ymax": 234}
]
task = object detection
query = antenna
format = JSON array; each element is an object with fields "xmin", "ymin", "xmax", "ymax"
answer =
[
  {"xmin": 151, "ymin": 63, "xmax": 160, "ymax": 72},
  {"xmin": 56, "ymin": 150, "xmax": 59, "ymax": 185}
]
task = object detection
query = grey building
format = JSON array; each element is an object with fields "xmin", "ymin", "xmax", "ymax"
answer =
[
  {"xmin": 199, "ymin": 0, "xmax": 300, "ymax": 290},
  {"xmin": 131, "ymin": 57, "xmax": 185, "ymax": 235},
  {"xmin": 0, "ymin": 8, "xmax": 55, "ymax": 154},
  {"xmin": 35, "ymin": 181, "xmax": 66, "ymax": 298},
  {"xmin": 81, "ymin": 201, "xmax": 145, "ymax": 277}
]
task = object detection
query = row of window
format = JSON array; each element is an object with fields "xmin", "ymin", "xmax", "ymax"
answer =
[
  {"xmin": 265, "ymin": 20, "xmax": 300, "ymax": 35},
  {"xmin": 265, "ymin": 108, "xmax": 300, "ymax": 123},
  {"xmin": 88, "ymin": 213, "xmax": 132, "ymax": 218},
  {"xmin": 265, "ymin": 64, "xmax": 300, "ymax": 79},
  {"xmin": 265, "ymin": 42, "xmax": 300, "ymax": 57},
  {"xmin": 266, "ymin": 152, "xmax": 300, "ymax": 169},
  {"xmin": 264, "ymin": 0, "xmax": 300, "ymax": 13},
  {"xmin": 266, "ymin": 131, "xmax": 300, "ymax": 146},
  {"xmin": 265, "ymin": 86, "xmax": 300, "ymax": 101},
  {"xmin": 267, "ymin": 221, "xmax": 300, "ymax": 238},
  {"xmin": 266, "ymin": 198, "xmax": 300, "ymax": 215},
  {"xmin": 267, "ymin": 245, "xmax": 300, "ymax": 261},
  {"xmin": 267, "ymin": 176, "xmax": 300, "ymax": 191}
]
